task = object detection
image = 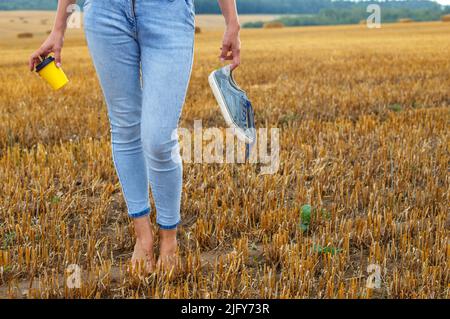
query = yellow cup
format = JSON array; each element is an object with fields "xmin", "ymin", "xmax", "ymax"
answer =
[{"xmin": 35, "ymin": 56, "xmax": 69, "ymax": 90}]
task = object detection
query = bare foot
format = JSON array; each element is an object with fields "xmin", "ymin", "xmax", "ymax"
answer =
[
  {"xmin": 131, "ymin": 239, "xmax": 155, "ymax": 274},
  {"xmin": 157, "ymin": 228, "xmax": 179, "ymax": 273},
  {"xmin": 131, "ymin": 216, "xmax": 155, "ymax": 274}
]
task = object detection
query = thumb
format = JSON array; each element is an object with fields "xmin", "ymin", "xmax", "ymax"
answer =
[{"xmin": 54, "ymin": 47, "xmax": 62, "ymax": 67}]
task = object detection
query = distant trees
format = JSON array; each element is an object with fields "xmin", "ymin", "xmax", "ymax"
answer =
[
  {"xmin": 193, "ymin": 0, "xmax": 444, "ymax": 14},
  {"xmin": 0, "ymin": 0, "xmax": 58, "ymax": 10},
  {"xmin": 262, "ymin": 7, "xmax": 445, "ymax": 28}
]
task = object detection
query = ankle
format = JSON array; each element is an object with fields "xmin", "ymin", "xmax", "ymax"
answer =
[
  {"xmin": 135, "ymin": 236, "xmax": 153, "ymax": 251},
  {"xmin": 159, "ymin": 228, "xmax": 177, "ymax": 239},
  {"xmin": 159, "ymin": 238, "xmax": 177, "ymax": 256},
  {"xmin": 160, "ymin": 236, "xmax": 177, "ymax": 247}
]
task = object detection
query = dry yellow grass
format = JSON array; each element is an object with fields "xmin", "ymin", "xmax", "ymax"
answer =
[
  {"xmin": 398, "ymin": 18, "xmax": 415, "ymax": 23},
  {"xmin": 0, "ymin": 11, "xmax": 282, "ymax": 38},
  {"xmin": 263, "ymin": 21, "xmax": 284, "ymax": 28},
  {"xmin": 0, "ymin": 17, "xmax": 449, "ymax": 298},
  {"xmin": 442, "ymin": 14, "xmax": 450, "ymax": 22},
  {"xmin": 16, "ymin": 32, "xmax": 33, "ymax": 39}
]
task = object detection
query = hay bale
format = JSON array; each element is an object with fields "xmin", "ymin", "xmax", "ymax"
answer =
[
  {"xmin": 17, "ymin": 32, "xmax": 33, "ymax": 39},
  {"xmin": 398, "ymin": 18, "xmax": 414, "ymax": 23},
  {"xmin": 195, "ymin": 26, "xmax": 201, "ymax": 34},
  {"xmin": 263, "ymin": 21, "xmax": 284, "ymax": 29},
  {"xmin": 441, "ymin": 15, "xmax": 450, "ymax": 22}
]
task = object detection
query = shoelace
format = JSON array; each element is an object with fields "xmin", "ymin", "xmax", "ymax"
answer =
[{"xmin": 241, "ymin": 101, "xmax": 248, "ymax": 125}]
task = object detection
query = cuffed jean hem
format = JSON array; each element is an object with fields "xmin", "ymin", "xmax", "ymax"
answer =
[
  {"xmin": 129, "ymin": 207, "xmax": 151, "ymax": 219},
  {"xmin": 157, "ymin": 220, "xmax": 180, "ymax": 230}
]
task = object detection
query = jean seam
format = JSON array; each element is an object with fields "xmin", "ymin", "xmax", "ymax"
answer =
[{"xmin": 110, "ymin": 139, "xmax": 126, "ymax": 205}]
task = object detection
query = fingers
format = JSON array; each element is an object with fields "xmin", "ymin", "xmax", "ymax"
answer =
[
  {"xmin": 220, "ymin": 42, "xmax": 231, "ymax": 61},
  {"xmin": 230, "ymin": 46, "xmax": 241, "ymax": 70},
  {"xmin": 54, "ymin": 47, "xmax": 62, "ymax": 68},
  {"xmin": 28, "ymin": 48, "xmax": 61, "ymax": 71},
  {"xmin": 29, "ymin": 51, "xmax": 41, "ymax": 71},
  {"xmin": 219, "ymin": 41, "xmax": 241, "ymax": 70},
  {"xmin": 222, "ymin": 54, "xmax": 234, "ymax": 61},
  {"xmin": 28, "ymin": 47, "xmax": 47, "ymax": 71}
]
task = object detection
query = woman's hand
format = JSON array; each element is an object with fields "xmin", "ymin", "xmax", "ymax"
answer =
[
  {"xmin": 28, "ymin": 30, "xmax": 65, "ymax": 71},
  {"xmin": 217, "ymin": 0, "xmax": 241, "ymax": 70},
  {"xmin": 220, "ymin": 24, "xmax": 241, "ymax": 70},
  {"xmin": 28, "ymin": 0, "xmax": 75, "ymax": 70}
]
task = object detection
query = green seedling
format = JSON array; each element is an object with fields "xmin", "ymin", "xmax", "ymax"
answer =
[
  {"xmin": 299, "ymin": 204, "xmax": 331, "ymax": 232},
  {"xmin": 313, "ymin": 244, "xmax": 342, "ymax": 256}
]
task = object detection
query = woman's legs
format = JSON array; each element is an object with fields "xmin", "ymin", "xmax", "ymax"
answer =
[
  {"xmin": 136, "ymin": 0, "xmax": 195, "ymax": 268},
  {"xmin": 84, "ymin": 0, "xmax": 195, "ymax": 271},
  {"xmin": 83, "ymin": 1, "xmax": 154, "ymax": 271},
  {"xmin": 84, "ymin": 1, "xmax": 151, "ymax": 219}
]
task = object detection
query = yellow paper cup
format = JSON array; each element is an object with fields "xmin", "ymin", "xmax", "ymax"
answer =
[{"xmin": 35, "ymin": 56, "xmax": 69, "ymax": 90}]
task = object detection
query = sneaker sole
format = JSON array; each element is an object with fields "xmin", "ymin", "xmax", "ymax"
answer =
[{"xmin": 208, "ymin": 71, "xmax": 255, "ymax": 144}]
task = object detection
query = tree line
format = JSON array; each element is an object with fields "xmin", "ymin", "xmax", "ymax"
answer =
[{"xmin": 244, "ymin": 6, "xmax": 448, "ymax": 28}]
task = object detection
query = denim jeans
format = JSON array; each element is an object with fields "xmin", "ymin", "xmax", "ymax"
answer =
[{"xmin": 83, "ymin": 0, "xmax": 195, "ymax": 229}]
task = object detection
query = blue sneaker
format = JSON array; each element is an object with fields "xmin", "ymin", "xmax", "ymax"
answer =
[{"xmin": 208, "ymin": 65, "xmax": 256, "ymax": 144}]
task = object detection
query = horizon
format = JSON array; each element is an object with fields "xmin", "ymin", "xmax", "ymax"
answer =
[{"xmin": 347, "ymin": 0, "xmax": 449, "ymax": 4}]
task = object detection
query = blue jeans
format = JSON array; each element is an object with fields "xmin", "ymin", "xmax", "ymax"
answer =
[{"xmin": 83, "ymin": 0, "xmax": 195, "ymax": 229}]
